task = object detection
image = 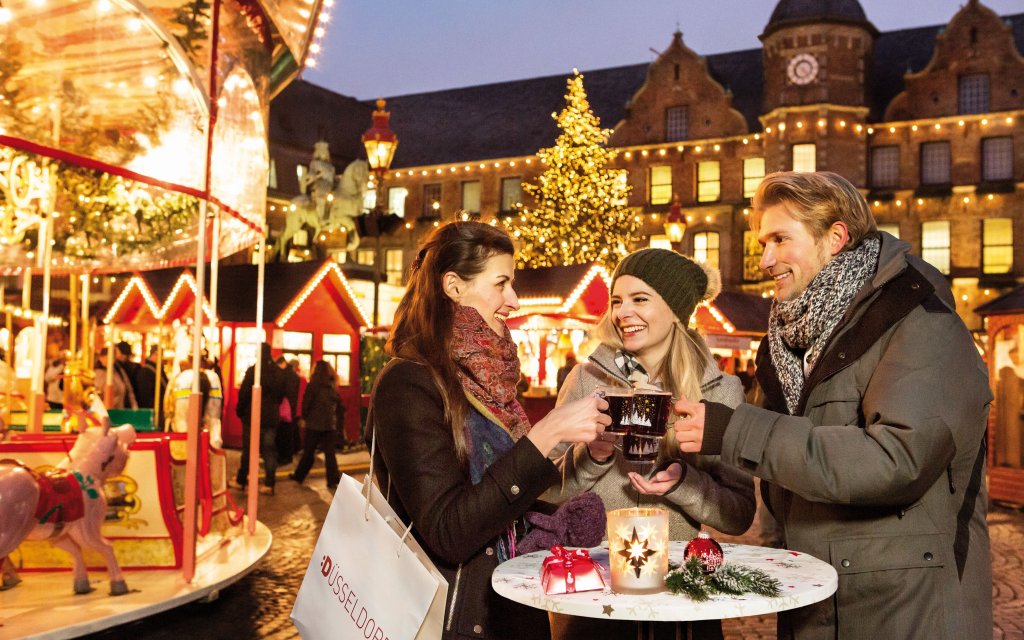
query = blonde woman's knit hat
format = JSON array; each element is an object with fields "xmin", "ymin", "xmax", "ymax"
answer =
[{"xmin": 611, "ymin": 248, "xmax": 721, "ymax": 323}]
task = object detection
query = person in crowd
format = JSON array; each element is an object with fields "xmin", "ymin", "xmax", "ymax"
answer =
[
  {"xmin": 135, "ymin": 345, "xmax": 167, "ymax": 413},
  {"xmin": 290, "ymin": 360, "xmax": 343, "ymax": 489},
  {"xmin": 367, "ymin": 221, "xmax": 609, "ymax": 640},
  {"xmin": 231, "ymin": 343, "xmax": 287, "ymax": 495},
  {"xmin": 95, "ymin": 346, "xmax": 137, "ymax": 409},
  {"xmin": 115, "ymin": 341, "xmax": 142, "ymax": 401},
  {"xmin": 672, "ymin": 171, "xmax": 992, "ymax": 639},
  {"xmin": 164, "ymin": 356, "xmax": 224, "ymax": 447},
  {"xmin": 43, "ymin": 336, "xmax": 66, "ymax": 410},
  {"xmin": 289, "ymin": 359, "xmax": 308, "ymax": 451},
  {"xmin": 550, "ymin": 248, "xmax": 754, "ymax": 640},
  {"xmin": 555, "ymin": 353, "xmax": 576, "ymax": 392},
  {"xmin": 275, "ymin": 355, "xmax": 301, "ymax": 465}
]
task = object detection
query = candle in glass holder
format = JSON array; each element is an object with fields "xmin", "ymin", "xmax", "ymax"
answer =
[{"xmin": 606, "ymin": 507, "xmax": 669, "ymax": 594}]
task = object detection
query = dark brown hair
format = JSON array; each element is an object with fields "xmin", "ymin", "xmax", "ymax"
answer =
[{"xmin": 386, "ymin": 221, "xmax": 515, "ymax": 463}]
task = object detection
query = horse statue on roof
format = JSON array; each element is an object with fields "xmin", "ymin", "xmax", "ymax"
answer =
[
  {"xmin": 0, "ymin": 362, "xmax": 136, "ymax": 595},
  {"xmin": 272, "ymin": 140, "xmax": 367, "ymax": 260}
]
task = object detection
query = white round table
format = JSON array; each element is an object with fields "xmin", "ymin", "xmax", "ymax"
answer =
[{"xmin": 492, "ymin": 541, "xmax": 837, "ymax": 622}]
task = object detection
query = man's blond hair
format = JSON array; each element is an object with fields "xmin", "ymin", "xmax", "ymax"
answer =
[{"xmin": 750, "ymin": 171, "xmax": 877, "ymax": 250}]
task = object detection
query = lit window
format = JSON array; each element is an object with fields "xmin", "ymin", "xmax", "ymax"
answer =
[
  {"xmin": 362, "ymin": 188, "xmax": 376, "ymax": 212},
  {"xmin": 693, "ymin": 231, "xmax": 720, "ymax": 268},
  {"xmin": 322, "ymin": 333, "xmax": 353, "ymax": 386},
  {"xmin": 696, "ymin": 161, "xmax": 720, "ymax": 203},
  {"xmin": 982, "ymin": 137, "xmax": 1013, "ymax": 182},
  {"xmin": 649, "ymin": 165, "xmax": 672, "ymax": 205},
  {"xmin": 666, "ymin": 106, "xmax": 688, "ymax": 141},
  {"xmin": 500, "ymin": 177, "xmax": 522, "ymax": 213},
  {"xmin": 461, "ymin": 180, "xmax": 481, "ymax": 214},
  {"xmin": 356, "ymin": 249, "xmax": 375, "ymax": 266},
  {"xmin": 385, "ymin": 248, "xmax": 404, "ymax": 284},
  {"xmin": 743, "ymin": 158, "xmax": 765, "ymax": 198},
  {"xmin": 877, "ymin": 223, "xmax": 900, "ymax": 239},
  {"xmin": 920, "ymin": 141, "xmax": 950, "ymax": 185},
  {"xmin": 870, "ymin": 146, "xmax": 899, "ymax": 189},
  {"xmin": 792, "ymin": 144, "xmax": 816, "ymax": 173},
  {"xmin": 422, "ymin": 183, "xmax": 442, "ymax": 217},
  {"xmin": 983, "ymin": 218, "xmax": 1013, "ymax": 274},
  {"xmin": 267, "ymin": 158, "xmax": 278, "ymax": 189},
  {"xmin": 387, "ymin": 187, "xmax": 408, "ymax": 217},
  {"xmin": 958, "ymin": 74, "xmax": 990, "ymax": 115},
  {"xmin": 921, "ymin": 220, "xmax": 950, "ymax": 274},
  {"xmin": 742, "ymin": 230, "xmax": 763, "ymax": 281}
]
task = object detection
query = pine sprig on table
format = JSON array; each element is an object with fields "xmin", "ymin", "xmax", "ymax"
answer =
[{"xmin": 664, "ymin": 557, "xmax": 782, "ymax": 601}]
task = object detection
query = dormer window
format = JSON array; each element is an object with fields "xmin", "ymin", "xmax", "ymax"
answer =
[
  {"xmin": 959, "ymin": 74, "xmax": 990, "ymax": 115},
  {"xmin": 666, "ymin": 106, "xmax": 688, "ymax": 141}
]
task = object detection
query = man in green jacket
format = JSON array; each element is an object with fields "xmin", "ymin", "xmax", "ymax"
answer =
[{"xmin": 674, "ymin": 171, "xmax": 991, "ymax": 640}]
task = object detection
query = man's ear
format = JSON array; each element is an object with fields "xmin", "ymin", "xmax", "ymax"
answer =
[
  {"xmin": 442, "ymin": 271, "xmax": 463, "ymax": 302},
  {"xmin": 826, "ymin": 221, "xmax": 850, "ymax": 256}
]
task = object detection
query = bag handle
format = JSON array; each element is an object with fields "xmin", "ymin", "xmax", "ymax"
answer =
[{"xmin": 365, "ymin": 420, "xmax": 413, "ymax": 558}]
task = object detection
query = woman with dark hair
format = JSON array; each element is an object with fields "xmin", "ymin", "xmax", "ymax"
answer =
[
  {"xmin": 368, "ymin": 221, "xmax": 610, "ymax": 640},
  {"xmin": 291, "ymin": 360, "xmax": 343, "ymax": 488}
]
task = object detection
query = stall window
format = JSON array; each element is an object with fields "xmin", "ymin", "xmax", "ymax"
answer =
[
  {"xmin": 792, "ymin": 144, "xmax": 816, "ymax": 173},
  {"xmin": 921, "ymin": 221, "xmax": 950, "ymax": 274},
  {"xmin": 233, "ymin": 327, "xmax": 267, "ymax": 384},
  {"xmin": 693, "ymin": 231, "xmax": 720, "ymax": 268},
  {"xmin": 870, "ymin": 146, "xmax": 900, "ymax": 189},
  {"xmin": 696, "ymin": 161, "xmax": 720, "ymax": 203},
  {"xmin": 983, "ymin": 137, "xmax": 1013, "ymax": 182},
  {"xmin": 388, "ymin": 187, "xmax": 408, "ymax": 217},
  {"xmin": 742, "ymin": 230, "xmax": 763, "ymax": 281},
  {"xmin": 356, "ymin": 249, "xmax": 375, "ymax": 265},
  {"xmin": 983, "ymin": 218, "xmax": 1013, "ymax": 274},
  {"xmin": 743, "ymin": 158, "xmax": 765, "ymax": 198},
  {"xmin": 649, "ymin": 165, "xmax": 672, "ymax": 205},
  {"xmin": 322, "ymin": 334, "xmax": 353, "ymax": 386},
  {"xmin": 385, "ymin": 249, "xmax": 404, "ymax": 285},
  {"xmin": 920, "ymin": 142, "xmax": 951, "ymax": 185},
  {"xmin": 500, "ymin": 177, "xmax": 522, "ymax": 214},
  {"xmin": 461, "ymin": 180, "xmax": 481, "ymax": 214},
  {"xmin": 665, "ymin": 106, "xmax": 688, "ymax": 141},
  {"xmin": 422, "ymin": 183, "xmax": 442, "ymax": 217},
  {"xmin": 959, "ymin": 74, "xmax": 990, "ymax": 115},
  {"xmin": 281, "ymin": 331, "xmax": 313, "ymax": 377}
]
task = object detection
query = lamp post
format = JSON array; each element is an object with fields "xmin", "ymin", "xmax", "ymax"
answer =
[
  {"xmin": 361, "ymin": 98, "xmax": 398, "ymax": 327},
  {"xmin": 664, "ymin": 193, "xmax": 686, "ymax": 253}
]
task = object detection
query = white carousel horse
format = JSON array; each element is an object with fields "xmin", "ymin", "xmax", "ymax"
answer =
[
  {"xmin": 0, "ymin": 423, "xmax": 137, "ymax": 595},
  {"xmin": 273, "ymin": 155, "xmax": 368, "ymax": 260}
]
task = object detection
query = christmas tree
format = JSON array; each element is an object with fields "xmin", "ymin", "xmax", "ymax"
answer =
[{"xmin": 512, "ymin": 71, "xmax": 637, "ymax": 269}]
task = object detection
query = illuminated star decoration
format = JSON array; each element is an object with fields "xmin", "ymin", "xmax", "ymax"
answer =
[{"xmin": 618, "ymin": 527, "xmax": 657, "ymax": 578}]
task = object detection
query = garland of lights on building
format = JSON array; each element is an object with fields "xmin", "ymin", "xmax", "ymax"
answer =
[{"xmin": 510, "ymin": 71, "xmax": 638, "ymax": 270}]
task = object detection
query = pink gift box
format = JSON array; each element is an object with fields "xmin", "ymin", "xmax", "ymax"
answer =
[{"xmin": 541, "ymin": 546, "xmax": 606, "ymax": 595}]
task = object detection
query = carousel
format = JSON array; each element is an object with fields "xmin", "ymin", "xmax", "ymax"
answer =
[{"xmin": 0, "ymin": 0, "xmax": 330, "ymax": 636}]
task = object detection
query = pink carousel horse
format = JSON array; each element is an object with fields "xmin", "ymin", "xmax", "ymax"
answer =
[{"xmin": 0, "ymin": 422, "xmax": 136, "ymax": 595}]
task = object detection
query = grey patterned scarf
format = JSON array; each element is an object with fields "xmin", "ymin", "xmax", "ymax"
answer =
[{"xmin": 768, "ymin": 237, "xmax": 880, "ymax": 414}]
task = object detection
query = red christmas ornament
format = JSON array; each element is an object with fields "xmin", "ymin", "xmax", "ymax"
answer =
[{"xmin": 684, "ymin": 530, "xmax": 724, "ymax": 574}]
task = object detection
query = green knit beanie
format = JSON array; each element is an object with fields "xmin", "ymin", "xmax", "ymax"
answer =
[{"xmin": 611, "ymin": 249, "xmax": 720, "ymax": 323}]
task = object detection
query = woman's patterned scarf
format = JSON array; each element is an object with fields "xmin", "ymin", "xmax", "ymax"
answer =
[
  {"xmin": 450, "ymin": 305, "xmax": 531, "ymax": 440},
  {"xmin": 768, "ymin": 237, "xmax": 880, "ymax": 414}
]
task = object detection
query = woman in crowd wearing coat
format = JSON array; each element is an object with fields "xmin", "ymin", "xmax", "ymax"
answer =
[
  {"xmin": 368, "ymin": 221, "xmax": 610, "ymax": 640},
  {"xmin": 291, "ymin": 360, "xmax": 343, "ymax": 488},
  {"xmin": 551, "ymin": 248, "xmax": 755, "ymax": 640}
]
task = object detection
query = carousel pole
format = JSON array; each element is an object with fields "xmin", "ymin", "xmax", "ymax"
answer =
[
  {"xmin": 81, "ymin": 275, "xmax": 90, "ymax": 370},
  {"xmin": 154, "ymin": 322, "xmax": 164, "ymax": 430},
  {"xmin": 104, "ymin": 325, "xmax": 115, "ymax": 407},
  {"xmin": 247, "ymin": 237, "xmax": 266, "ymax": 535},
  {"xmin": 69, "ymin": 273, "xmax": 78, "ymax": 357},
  {"xmin": 29, "ymin": 201, "xmax": 54, "ymax": 433},
  {"xmin": 1, "ymin": 284, "xmax": 9, "ymax": 426},
  {"xmin": 21, "ymin": 270, "xmax": 29, "ymax": 309},
  {"xmin": 210, "ymin": 211, "xmax": 220, "ymax": 343},
  {"xmin": 182, "ymin": 200, "xmax": 209, "ymax": 583}
]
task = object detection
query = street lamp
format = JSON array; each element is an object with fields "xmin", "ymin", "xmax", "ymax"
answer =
[
  {"xmin": 664, "ymin": 193, "xmax": 686, "ymax": 251},
  {"xmin": 361, "ymin": 99, "xmax": 399, "ymax": 326}
]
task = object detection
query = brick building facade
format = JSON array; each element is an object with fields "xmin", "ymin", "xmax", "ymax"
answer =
[{"xmin": 269, "ymin": 0, "xmax": 1024, "ymax": 330}]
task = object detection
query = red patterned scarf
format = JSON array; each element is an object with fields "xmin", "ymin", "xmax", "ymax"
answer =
[{"xmin": 450, "ymin": 305, "xmax": 531, "ymax": 440}]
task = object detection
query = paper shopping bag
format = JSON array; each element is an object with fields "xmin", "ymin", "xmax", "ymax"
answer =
[{"xmin": 291, "ymin": 473, "xmax": 448, "ymax": 640}]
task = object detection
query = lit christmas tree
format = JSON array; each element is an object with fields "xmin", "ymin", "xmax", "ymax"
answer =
[{"xmin": 512, "ymin": 71, "xmax": 637, "ymax": 269}]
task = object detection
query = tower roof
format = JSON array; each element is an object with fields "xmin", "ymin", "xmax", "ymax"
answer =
[{"xmin": 762, "ymin": 0, "xmax": 877, "ymax": 38}]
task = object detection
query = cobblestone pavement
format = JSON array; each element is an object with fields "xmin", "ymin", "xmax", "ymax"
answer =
[{"xmin": 90, "ymin": 451, "xmax": 1024, "ymax": 640}]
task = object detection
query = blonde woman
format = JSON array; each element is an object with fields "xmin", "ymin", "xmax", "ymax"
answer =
[{"xmin": 551, "ymin": 248, "xmax": 754, "ymax": 640}]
